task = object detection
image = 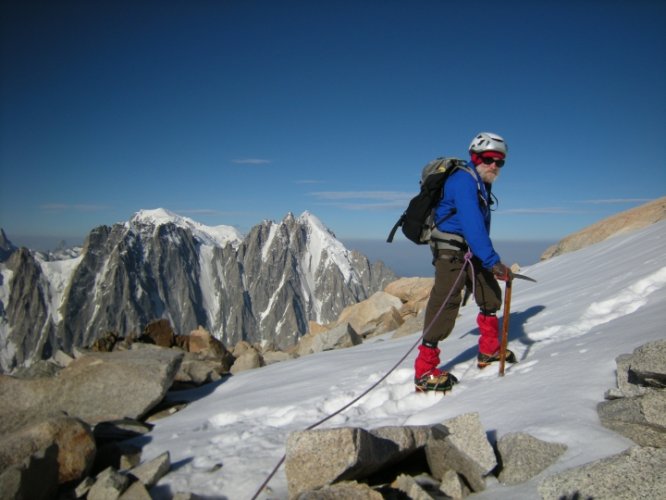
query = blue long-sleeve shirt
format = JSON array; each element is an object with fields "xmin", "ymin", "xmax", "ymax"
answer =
[{"xmin": 433, "ymin": 162, "xmax": 501, "ymax": 269}]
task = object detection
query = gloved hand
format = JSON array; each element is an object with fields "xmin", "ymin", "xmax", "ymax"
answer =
[{"xmin": 491, "ymin": 262, "xmax": 513, "ymax": 282}]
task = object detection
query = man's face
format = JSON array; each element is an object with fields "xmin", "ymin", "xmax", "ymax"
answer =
[{"xmin": 475, "ymin": 154, "xmax": 504, "ymax": 183}]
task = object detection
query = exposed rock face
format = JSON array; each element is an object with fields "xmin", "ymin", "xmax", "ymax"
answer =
[
  {"xmin": 497, "ymin": 433, "xmax": 567, "ymax": 485},
  {"xmin": 598, "ymin": 339, "xmax": 666, "ymax": 447},
  {"xmin": 0, "ymin": 414, "xmax": 96, "ymax": 484},
  {"xmin": 541, "ymin": 196, "xmax": 666, "ymax": 260},
  {"xmin": 0, "ymin": 209, "xmax": 395, "ymax": 372},
  {"xmin": 538, "ymin": 446, "xmax": 666, "ymax": 500},
  {"xmin": 0, "ymin": 348, "xmax": 183, "ymax": 425},
  {"xmin": 1, "ymin": 248, "xmax": 56, "ymax": 371}
]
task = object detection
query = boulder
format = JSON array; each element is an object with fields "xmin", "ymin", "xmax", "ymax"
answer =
[
  {"xmin": 627, "ymin": 339, "xmax": 666, "ymax": 388},
  {"xmin": 597, "ymin": 391, "xmax": 666, "ymax": 447},
  {"xmin": 307, "ymin": 321, "xmax": 329, "ymax": 335},
  {"xmin": 384, "ymin": 277, "xmax": 433, "ymax": 309},
  {"xmin": 232, "ymin": 340, "xmax": 254, "ymax": 357},
  {"xmin": 0, "ymin": 347, "xmax": 183, "ymax": 426},
  {"xmin": 297, "ymin": 480, "xmax": 383, "ymax": 499},
  {"xmin": 127, "ymin": 451, "xmax": 170, "ymax": 488},
  {"xmin": 309, "ymin": 323, "xmax": 362, "ymax": 353},
  {"xmin": 425, "ymin": 413, "xmax": 497, "ymax": 492},
  {"xmin": 118, "ymin": 480, "xmax": 152, "ymax": 500},
  {"xmin": 372, "ymin": 307, "xmax": 404, "ymax": 336},
  {"xmin": 187, "ymin": 326, "xmax": 228, "ymax": 359},
  {"xmin": 368, "ymin": 425, "xmax": 433, "ymax": 455},
  {"xmin": 0, "ymin": 413, "xmax": 96, "ymax": 484},
  {"xmin": 391, "ymin": 474, "xmax": 435, "ymax": 500},
  {"xmin": 609, "ymin": 353, "xmax": 646, "ymax": 399},
  {"xmin": 334, "ymin": 291, "xmax": 404, "ymax": 336},
  {"xmin": 175, "ymin": 353, "xmax": 227, "ymax": 385},
  {"xmin": 0, "ymin": 444, "xmax": 59, "ymax": 500},
  {"xmin": 438, "ymin": 469, "xmax": 469, "ymax": 499},
  {"xmin": 88, "ymin": 466, "xmax": 130, "ymax": 500},
  {"xmin": 143, "ymin": 319, "xmax": 176, "ymax": 347},
  {"xmin": 262, "ymin": 350, "xmax": 297, "ymax": 365},
  {"xmin": 497, "ymin": 432, "xmax": 567, "ymax": 485},
  {"xmin": 90, "ymin": 331, "xmax": 120, "ymax": 352},
  {"xmin": 383, "ymin": 277, "xmax": 433, "ymax": 302},
  {"xmin": 392, "ymin": 308, "xmax": 426, "ymax": 339},
  {"xmin": 285, "ymin": 427, "xmax": 400, "ymax": 498},
  {"xmin": 230, "ymin": 346, "xmax": 264, "ymax": 374},
  {"xmin": 538, "ymin": 446, "xmax": 666, "ymax": 499}
]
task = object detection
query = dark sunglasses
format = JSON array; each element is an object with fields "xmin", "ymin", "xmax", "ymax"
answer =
[{"xmin": 480, "ymin": 157, "xmax": 505, "ymax": 167}]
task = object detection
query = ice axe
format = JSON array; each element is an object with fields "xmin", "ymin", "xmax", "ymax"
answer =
[
  {"xmin": 499, "ymin": 278, "xmax": 512, "ymax": 377},
  {"xmin": 499, "ymin": 271, "xmax": 535, "ymax": 376}
]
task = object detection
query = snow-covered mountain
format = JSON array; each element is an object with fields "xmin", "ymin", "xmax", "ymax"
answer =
[
  {"xmin": 137, "ymin": 220, "xmax": 666, "ymax": 499},
  {"xmin": 0, "ymin": 209, "xmax": 396, "ymax": 372}
]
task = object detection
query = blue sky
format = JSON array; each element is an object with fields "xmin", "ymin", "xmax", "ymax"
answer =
[{"xmin": 1, "ymin": 1, "xmax": 665, "ymax": 258}]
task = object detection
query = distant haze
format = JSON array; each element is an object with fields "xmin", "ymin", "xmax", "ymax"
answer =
[{"xmin": 343, "ymin": 239, "xmax": 555, "ymax": 278}]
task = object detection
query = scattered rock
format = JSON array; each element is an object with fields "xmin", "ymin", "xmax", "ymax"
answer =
[
  {"xmin": 425, "ymin": 414, "xmax": 496, "ymax": 492},
  {"xmin": 143, "ymin": 319, "xmax": 176, "ymax": 347},
  {"xmin": 127, "ymin": 451, "xmax": 170, "ymax": 488},
  {"xmin": 598, "ymin": 392, "xmax": 666, "ymax": 447},
  {"xmin": 599, "ymin": 339, "xmax": 666, "ymax": 447},
  {"xmin": 497, "ymin": 432, "xmax": 567, "ymax": 485},
  {"xmin": 0, "ymin": 444, "xmax": 59, "ymax": 500},
  {"xmin": 0, "ymin": 347, "xmax": 183, "ymax": 425},
  {"xmin": 391, "ymin": 473, "xmax": 437, "ymax": 500},
  {"xmin": 262, "ymin": 350, "xmax": 297, "ymax": 365},
  {"xmin": 0, "ymin": 414, "xmax": 95, "ymax": 484},
  {"xmin": 310, "ymin": 323, "xmax": 362, "ymax": 353},
  {"xmin": 627, "ymin": 339, "xmax": 666, "ymax": 388},
  {"xmin": 298, "ymin": 480, "xmax": 383, "ymax": 499},
  {"xmin": 118, "ymin": 480, "xmax": 153, "ymax": 500},
  {"xmin": 285, "ymin": 426, "xmax": 399, "ymax": 497},
  {"xmin": 230, "ymin": 345, "xmax": 264, "ymax": 374},
  {"xmin": 334, "ymin": 291, "xmax": 404, "ymax": 336},
  {"xmin": 91, "ymin": 331, "xmax": 120, "ymax": 352},
  {"xmin": 538, "ymin": 446, "xmax": 666, "ymax": 500},
  {"xmin": 88, "ymin": 466, "xmax": 131, "ymax": 500}
]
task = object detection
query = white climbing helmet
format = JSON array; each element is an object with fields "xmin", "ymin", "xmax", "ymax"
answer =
[{"xmin": 469, "ymin": 132, "xmax": 508, "ymax": 156}]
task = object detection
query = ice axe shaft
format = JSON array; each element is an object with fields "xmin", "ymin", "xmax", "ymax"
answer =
[{"xmin": 499, "ymin": 279, "xmax": 512, "ymax": 377}]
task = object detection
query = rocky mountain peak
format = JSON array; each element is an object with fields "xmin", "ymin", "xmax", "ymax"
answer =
[
  {"xmin": 0, "ymin": 228, "xmax": 17, "ymax": 262},
  {"xmin": 128, "ymin": 208, "xmax": 243, "ymax": 248},
  {"xmin": 0, "ymin": 211, "xmax": 397, "ymax": 372}
]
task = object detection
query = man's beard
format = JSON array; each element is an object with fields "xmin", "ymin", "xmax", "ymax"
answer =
[{"xmin": 476, "ymin": 166, "xmax": 500, "ymax": 183}]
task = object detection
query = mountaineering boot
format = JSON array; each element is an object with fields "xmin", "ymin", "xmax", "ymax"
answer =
[
  {"xmin": 477, "ymin": 349, "xmax": 517, "ymax": 369},
  {"xmin": 415, "ymin": 369, "xmax": 459, "ymax": 393},
  {"xmin": 414, "ymin": 343, "xmax": 459, "ymax": 393}
]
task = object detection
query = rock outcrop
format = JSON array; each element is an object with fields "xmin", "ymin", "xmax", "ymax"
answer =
[
  {"xmin": 597, "ymin": 339, "xmax": 666, "ymax": 447},
  {"xmin": 541, "ymin": 196, "xmax": 666, "ymax": 260},
  {"xmin": 285, "ymin": 412, "xmax": 568, "ymax": 498},
  {"xmin": 537, "ymin": 339, "xmax": 666, "ymax": 499}
]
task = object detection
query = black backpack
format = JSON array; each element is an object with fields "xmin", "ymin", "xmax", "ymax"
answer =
[{"xmin": 387, "ymin": 157, "xmax": 470, "ymax": 245}]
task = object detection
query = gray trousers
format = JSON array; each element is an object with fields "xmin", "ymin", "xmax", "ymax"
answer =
[{"xmin": 423, "ymin": 249, "xmax": 503, "ymax": 344}]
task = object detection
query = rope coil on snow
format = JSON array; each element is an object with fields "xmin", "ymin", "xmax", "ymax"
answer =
[{"xmin": 251, "ymin": 251, "xmax": 474, "ymax": 499}]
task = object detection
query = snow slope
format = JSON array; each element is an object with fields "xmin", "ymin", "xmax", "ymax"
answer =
[{"xmin": 138, "ymin": 221, "xmax": 666, "ymax": 499}]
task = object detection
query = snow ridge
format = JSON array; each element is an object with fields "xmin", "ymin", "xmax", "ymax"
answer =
[{"xmin": 129, "ymin": 208, "xmax": 243, "ymax": 248}]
